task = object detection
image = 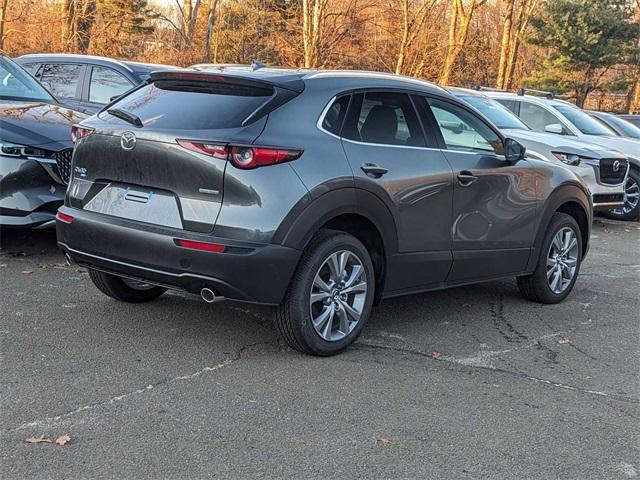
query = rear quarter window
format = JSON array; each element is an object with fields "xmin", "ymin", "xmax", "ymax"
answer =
[{"xmin": 104, "ymin": 81, "xmax": 273, "ymax": 129}]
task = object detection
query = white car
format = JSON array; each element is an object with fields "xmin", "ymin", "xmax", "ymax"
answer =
[
  {"xmin": 485, "ymin": 90, "xmax": 640, "ymax": 221},
  {"xmin": 448, "ymin": 88, "xmax": 628, "ymax": 212}
]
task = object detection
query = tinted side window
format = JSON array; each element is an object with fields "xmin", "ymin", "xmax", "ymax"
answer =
[
  {"xmin": 342, "ymin": 91, "xmax": 425, "ymax": 146},
  {"xmin": 39, "ymin": 63, "xmax": 83, "ymax": 100},
  {"xmin": 21, "ymin": 63, "xmax": 43, "ymax": 79},
  {"xmin": 427, "ymin": 98, "xmax": 504, "ymax": 155},
  {"xmin": 321, "ymin": 95, "xmax": 350, "ymax": 135},
  {"xmin": 497, "ymin": 99, "xmax": 516, "ymax": 112},
  {"xmin": 89, "ymin": 66, "xmax": 134, "ymax": 104},
  {"xmin": 518, "ymin": 101, "xmax": 569, "ymax": 135}
]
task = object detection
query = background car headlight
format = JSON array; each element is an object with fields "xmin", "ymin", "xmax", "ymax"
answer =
[
  {"xmin": 0, "ymin": 143, "xmax": 24, "ymax": 156},
  {"xmin": 552, "ymin": 152, "xmax": 584, "ymax": 166},
  {"xmin": 0, "ymin": 142, "xmax": 48, "ymax": 158}
]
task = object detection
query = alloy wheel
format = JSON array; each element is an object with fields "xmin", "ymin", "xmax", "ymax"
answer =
[
  {"xmin": 546, "ymin": 227, "xmax": 579, "ymax": 294},
  {"xmin": 611, "ymin": 176, "xmax": 639, "ymax": 216},
  {"xmin": 309, "ymin": 250, "xmax": 367, "ymax": 342}
]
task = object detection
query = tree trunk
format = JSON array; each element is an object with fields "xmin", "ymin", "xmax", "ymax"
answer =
[
  {"xmin": 395, "ymin": 0, "xmax": 410, "ymax": 74},
  {"xmin": 302, "ymin": 0, "xmax": 311, "ymax": 67},
  {"xmin": 496, "ymin": 0, "xmax": 515, "ymax": 89},
  {"xmin": 439, "ymin": 0, "xmax": 483, "ymax": 85},
  {"xmin": 76, "ymin": 0, "xmax": 96, "ymax": 52},
  {"xmin": 630, "ymin": 80, "xmax": 640, "ymax": 114},
  {"xmin": 186, "ymin": 0, "xmax": 201, "ymax": 43},
  {"xmin": 504, "ymin": 35, "xmax": 520, "ymax": 89},
  {"xmin": 202, "ymin": 0, "xmax": 219, "ymax": 62},
  {"xmin": 302, "ymin": 0, "xmax": 324, "ymax": 68},
  {"xmin": 0, "ymin": 0, "xmax": 8, "ymax": 50}
]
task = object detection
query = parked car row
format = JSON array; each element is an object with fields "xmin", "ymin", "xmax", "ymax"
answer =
[{"xmin": 1, "ymin": 54, "xmax": 638, "ymax": 355}]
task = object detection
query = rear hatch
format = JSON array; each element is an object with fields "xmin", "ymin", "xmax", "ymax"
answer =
[{"xmin": 69, "ymin": 71, "xmax": 301, "ymax": 232}]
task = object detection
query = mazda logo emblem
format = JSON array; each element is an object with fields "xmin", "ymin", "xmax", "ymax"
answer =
[
  {"xmin": 612, "ymin": 160, "xmax": 621, "ymax": 173},
  {"xmin": 121, "ymin": 131, "xmax": 136, "ymax": 151}
]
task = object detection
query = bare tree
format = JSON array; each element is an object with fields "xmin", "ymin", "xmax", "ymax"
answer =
[
  {"xmin": 495, "ymin": 0, "xmax": 537, "ymax": 89},
  {"xmin": 302, "ymin": 0, "xmax": 326, "ymax": 68},
  {"xmin": 202, "ymin": 0, "xmax": 220, "ymax": 61},
  {"xmin": 395, "ymin": 0, "xmax": 436, "ymax": 74},
  {"xmin": 439, "ymin": 0, "xmax": 487, "ymax": 85}
]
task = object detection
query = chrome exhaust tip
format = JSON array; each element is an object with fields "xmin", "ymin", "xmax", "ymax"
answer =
[
  {"xmin": 200, "ymin": 288, "xmax": 216, "ymax": 303},
  {"xmin": 64, "ymin": 253, "xmax": 73, "ymax": 266}
]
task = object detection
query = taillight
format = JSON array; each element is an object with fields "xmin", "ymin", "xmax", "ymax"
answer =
[
  {"xmin": 71, "ymin": 125, "xmax": 94, "ymax": 143},
  {"xmin": 56, "ymin": 211, "xmax": 74, "ymax": 224},
  {"xmin": 174, "ymin": 239, "xmax": 226, "ymax": 253},
  {"xmin": 177, "ymin": 141, "xmax": 228, "ymax": 160},
  {"xmin": 177, "ymin": 140, "xmax": 302, "ymax": 169}
]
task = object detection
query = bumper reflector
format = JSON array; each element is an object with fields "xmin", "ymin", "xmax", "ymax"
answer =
[
  {"xmin": 56, "ymin": 211, "xmax": 74, "ymax": 224},
  {"xmin": 174, "ymin": 238, "xmax": 226, "ymax": 253}
]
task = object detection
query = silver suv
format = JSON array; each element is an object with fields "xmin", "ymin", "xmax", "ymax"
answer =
[
  {"xmin": 449, "ymin": 88, "xmax": 627, "ymax": 212},
  {"xmin": 485, "ymin": 90, "xmax": 639, "ymax": 221}
]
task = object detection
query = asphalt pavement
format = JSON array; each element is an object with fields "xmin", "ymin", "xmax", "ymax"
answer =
[{"xmin": 1, "ymin": 218, "xmax": 638, "ymax": 479}]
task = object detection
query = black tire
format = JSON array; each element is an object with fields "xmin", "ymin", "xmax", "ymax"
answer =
[
  {"xmin": 88, "ymin": 269, "xmax": 167, "ymax": 303},
  {"xmin": 275, "ymin": 229, "xmax": 375, "ymax": 356},
  {"xmin": 517, "ymin": 212, "xmax": 582, "ymax": 304},
  {"xmin": 602, "ymin": 168, "xmax": 640, "ymax": 222}
]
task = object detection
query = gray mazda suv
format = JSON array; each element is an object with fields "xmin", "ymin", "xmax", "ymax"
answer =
[{"xmin": 57, "ymin": 68, "xmax": 592, "ymax": 355}]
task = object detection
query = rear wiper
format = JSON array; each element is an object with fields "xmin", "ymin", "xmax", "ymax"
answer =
[{"xmin": 107, "ymin": 108, "xmax": 143, "ymax": 128}]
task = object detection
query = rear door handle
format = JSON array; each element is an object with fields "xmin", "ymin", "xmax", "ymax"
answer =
[
  {"xmin": 361, "ymin": 163, "xmax": 389, "ymax": 177},
  {"xmin": 457, "ymin": 171, "xmax": 477, "ymax": 186}
]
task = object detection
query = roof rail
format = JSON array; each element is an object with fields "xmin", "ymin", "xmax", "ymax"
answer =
[
  {"xmin": 250, "ymin": 60, "xmax": 267, "ymax": 71},
  {"xmin": 474, "ymin": 86, "xmax": 508, "ymax": 92},
  {"xmin": 516, "ymin": 87, "xmax": 554, "ymax": 99}
]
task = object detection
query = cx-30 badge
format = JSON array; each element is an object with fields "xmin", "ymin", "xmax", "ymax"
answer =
[{"xmin": 121, "ymin": 131, "xmax": 137, "ymax": 151}]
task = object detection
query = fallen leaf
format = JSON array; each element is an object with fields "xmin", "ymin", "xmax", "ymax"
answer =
[
  {"xmin": 25, "ymin": 435, "xmax": 52, "ymax": 444},
  {"xmin": 558, "ymin": 338, "xmax": 572, "ymax": 345},
  {"xmin": 55, "ymin": 434, "xmax": 71, "ymax": 446},
  {"xmin": 376, "ymin": 436, "xmax": 393, "ymax": 445},
  {"xmin": 431, "ymin": 351, "xmax": 442, "ymax": 359},
  {"xmin": 21, "ymin": 270, "xmax": 33, "ymax": 274}
]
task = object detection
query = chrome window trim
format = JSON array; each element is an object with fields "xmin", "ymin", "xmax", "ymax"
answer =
[
  {"xmin": 316, "ymin": 94, "xmax": 508, "ymax": 156},
  {"xmin": 316, "ymin": 94, "xmax": 440, "ymax": 151}
]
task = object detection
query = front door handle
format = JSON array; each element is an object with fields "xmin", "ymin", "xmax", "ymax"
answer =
[
  {"xmin": 361, "ymin": 163, "xmax": 389, "ymax": 177},
  {"xmin": 457, "ymin": 171, "xmax": 477, "ymax": 186}
]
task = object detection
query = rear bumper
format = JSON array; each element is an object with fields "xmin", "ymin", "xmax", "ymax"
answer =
[{"xmin": 56, "ymin": 207, "xmax": 301, "ymax": 305}]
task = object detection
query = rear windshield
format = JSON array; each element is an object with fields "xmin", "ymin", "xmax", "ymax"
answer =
[{"xmin": 103, "ymin": 81, "xmax": 273, "ymax": 129}]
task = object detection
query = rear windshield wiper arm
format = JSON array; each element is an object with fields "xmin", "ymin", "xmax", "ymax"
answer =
[{"xmin": 107, "ymin": 108, "xmax": 143, "ymax": 128}]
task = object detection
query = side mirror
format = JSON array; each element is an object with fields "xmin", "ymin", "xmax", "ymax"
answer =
[
  {"xmin": 545, "ymin": 123, "xmax": 563, "ymax": 134},
  {"xmin": 504, "ymin": 138, "xmax": 526, "ymax": 162},
  {"xmin": 109, "ymin": 95, "xmax": 121, "ymax": 102}
]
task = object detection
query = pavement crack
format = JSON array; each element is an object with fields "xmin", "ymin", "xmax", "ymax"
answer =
[
  {"xmin": 354, "ymin": 340, "xmax": 640, "ymax": 405},
  {"xmin": 4, "ymin": 344, "xmax": 265, "ymax": 433}
]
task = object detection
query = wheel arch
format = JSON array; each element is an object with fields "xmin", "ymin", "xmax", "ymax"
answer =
[
  {"xmin": 274, "ymin": 188, "xmax": 398, "ymax": 301},
  {"xmin": 526, "ymin": 183, "xmax": 592, "ymax": 272}
]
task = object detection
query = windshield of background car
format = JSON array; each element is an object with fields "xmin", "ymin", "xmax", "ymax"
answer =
[
  {"xmin": 0, "ymin": 57, "xmax": 55, "ymax": 103},
  {"xmin": 459, "ymin": 95, "xmax": 529, "ymax": 130},
  {"xmin": 553, "ymin": 104, "xmax": 616, "ymax": 136},
  {"xmin": 600, "ymin": 114, "xmax": 640, "ymax": 139}
]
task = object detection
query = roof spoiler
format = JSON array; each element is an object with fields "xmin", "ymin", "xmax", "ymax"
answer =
[{"xmin": 148, "ymin": 69, "xmax": 305, "ymax": 94}]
